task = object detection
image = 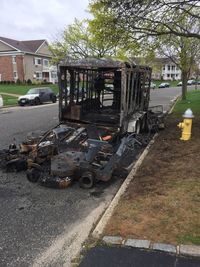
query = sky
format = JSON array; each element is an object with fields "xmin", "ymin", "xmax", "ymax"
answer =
[{"xmin": 0, "ymin": 0, "xmax": 90, "ymax": 41}]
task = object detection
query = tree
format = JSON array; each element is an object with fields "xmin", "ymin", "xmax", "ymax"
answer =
[
  {"xmin": 89, "ymin": 0, "xmax": 200, "ymax": 100},
  {"xmin": 155, "ymin": 35, "xmax": 200, "ymax": 99},
  {"xmin": 89, "ymin": 0, "xmax": 200, "ymax": 40},
  {"xmin": 50, "ymin": 18, "xmax": 121, "ymax": 63}
]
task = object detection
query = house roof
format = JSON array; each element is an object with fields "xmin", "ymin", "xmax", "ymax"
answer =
[{"xmin": 0, "ymin": 36, "xmax": 46, "ymax": 53}]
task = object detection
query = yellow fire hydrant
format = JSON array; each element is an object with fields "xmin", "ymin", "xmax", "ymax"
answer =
[{"xmin": 177, "ymin": 108, "xmax": 194, "ymax": 141}]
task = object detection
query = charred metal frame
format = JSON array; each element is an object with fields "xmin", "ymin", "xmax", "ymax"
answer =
[{"xmin": 58, "ymin": 58, "xmax": 151, "ymax": 133}]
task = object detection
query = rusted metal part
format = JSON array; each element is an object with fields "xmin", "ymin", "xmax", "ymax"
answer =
[{"xmin": 40, "ymin": 176, "xmax": 72, "ymax": 189}]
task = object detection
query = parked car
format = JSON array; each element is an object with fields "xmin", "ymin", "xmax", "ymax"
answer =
[
  {"xmin": 158, "ymin": 82, "xmax": 170, "ymax": 88},
  {"xmin": 177, "ymin": 81, "xmax": 182, "ymax": 86},
  {"xmin": 18, "ymin": 87, "xmax": 57, "ymax": 106},
  {"xmin": 177, "ymin": 80, "xmax": 198, "ymax": 87},
  {"xmin": 187, "ymin": 79, "xmax": 196, "ymax": 85},
  {"xmin": 150, "ymin": 82, "xmax": 156, "ymax": 89},
  {"xmin": 0, "ymin": 94, "xmax": 3, "ymax": 108}
]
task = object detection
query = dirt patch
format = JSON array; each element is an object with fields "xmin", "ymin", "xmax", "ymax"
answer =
[{"xmin": 104, "ymin": 116, "xmax": 200, "ymax": 245}]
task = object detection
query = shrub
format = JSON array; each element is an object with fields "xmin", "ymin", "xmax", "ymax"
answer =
[
  {"xmin": 27, "ymin": 79, "xmax": 32, "ymax": 85},
  {"xmin": 16, "ymin": 79, "xmax": 21, "ymax": 84}
]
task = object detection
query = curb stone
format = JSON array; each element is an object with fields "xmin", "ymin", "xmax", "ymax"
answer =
[
  {"xmin": 168, "ymin": 94, "xmax": 180, "ymax": 114},
  {"xmin": 102, "ymin": 236, "xmax": 123, "ymax": 245},
  {"xmin": 102, "ymin": 236, "xmax": 200, "ymax": 258},
  {"xmin": 152, "ymin": 243, "xmax": 176, "ymax": 254},
  {"xmin": 180, "ymin": 245, "xmax": 200, "ymax": 257},
  {"xmin": 124, "ymin": 239, "xmax": 150, "ymax": 249}
]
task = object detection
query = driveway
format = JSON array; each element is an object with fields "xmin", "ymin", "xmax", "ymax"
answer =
[{"xmin": 0, "ymin": 86, "xmax": 193, "ymax": 267}]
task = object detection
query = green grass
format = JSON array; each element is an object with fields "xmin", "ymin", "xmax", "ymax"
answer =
[
  {"xmin": 177, "ymin": 234, "xmax": 200, "ymax": 245},
  {"xmin": 0, "ymin": 84, "xmax": 59, "ymax": 95},
  {"xmin": 2, "ymin": 95, "xmax": 18, "ymax": 106},
  {"xmin": 173, "ymin": 90, "xmax": 200, "ymax": 116}
]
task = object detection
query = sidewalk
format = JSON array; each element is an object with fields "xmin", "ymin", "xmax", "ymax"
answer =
[{"xmin": 0, "ymin": 92, "xmax": 21, "ymax": 97}]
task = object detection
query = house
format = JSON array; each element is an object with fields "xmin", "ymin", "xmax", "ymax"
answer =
[
  {"xmin": 0, "ymin": 36, "xmax": 57, "ymax": 83},
  {"xmin": 133, "ymin": 57, "xmax": 182, "ymax": 81},
  {"xmin": 159, "ymin": 58, "xmax": 181, "ymax": 81}
]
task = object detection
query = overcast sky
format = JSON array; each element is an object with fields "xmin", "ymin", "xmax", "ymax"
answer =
[{"xmin": 0, "ymin": 0, "xmax": 90, "ymax": 41}]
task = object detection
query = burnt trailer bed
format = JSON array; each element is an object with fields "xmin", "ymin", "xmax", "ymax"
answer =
[{"xmin": 0, "ymin": 58, "xmax": 164, "ymax": 189}]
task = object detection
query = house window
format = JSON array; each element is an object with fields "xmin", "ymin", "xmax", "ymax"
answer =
[
  {"xmin": 12, "ymin": 56, "xmax": 16, "ymax": 64},
  {"xmin": 34, "ymin": 57, "xmax": 42, "ymax": 65},
  {"xmin": 168, "ymin": 65, "xmax": 170, "ymax": 71},
  {"xmin": 172, "ymin": 65, "xmax": 175, "ymax": 71},
  {"xmin": 43, "ymin": 59, "xmax": 49, "ymax": 67},
  {"xmin": 35, "ymin": 71, "xmax": 42, "ymax": 80},
  {"xmin": 167, "ymin": 74, "xmax": 170, "ymax": 78},
  {"xmin": 51, "ymin": 72, "xmax": 57, "ymax": 78},
  {"xmin": 163, "ymin": 66, "xmax": 165, "ymax": 70},
  {"xmin": 13, "ymin": 71, "xmax": 18, "ymax": 79}
]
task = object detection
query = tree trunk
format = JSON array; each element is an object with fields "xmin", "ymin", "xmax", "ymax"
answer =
[
  {"xmin": 181, "ymin": 71, "xmax": 187, "ymax": 100},
  {"xmin": 195, "ymin": 75, "xmax": 198, "ymax": 90}
]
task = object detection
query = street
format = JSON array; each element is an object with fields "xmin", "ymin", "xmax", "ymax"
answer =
[{"xmin": 0, "ymin": 87, "xmax": 192, "ymax": 267}]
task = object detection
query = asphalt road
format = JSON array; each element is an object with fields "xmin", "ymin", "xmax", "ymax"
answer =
[
  {"xmin": 0, "ymin": 87, "xmax": 195, "ymax": 267},
  {"xmin": 79, "ymin": 246, "xmax": 200, "ymax": 267}
]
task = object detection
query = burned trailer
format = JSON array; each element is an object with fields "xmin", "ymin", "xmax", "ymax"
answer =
[
  {"xmin": 0, "ymin": 58, "xmax": 164, "ymax": 189},
  {"xmin": 58, "ymin": 58, "xmax": 152, "ymax": 134},
  {"xmin": 37, "ymin": 58, "xmax": 153, "ymax": 188}
]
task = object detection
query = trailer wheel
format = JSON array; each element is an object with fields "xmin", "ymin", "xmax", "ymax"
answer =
[
  {"xmin": 79, "ymin": 172, "xmax": 95, "ymax": 189},
  {"xmin": 26, "ymin": 168, "xmax": 41, "ymax": 183}
]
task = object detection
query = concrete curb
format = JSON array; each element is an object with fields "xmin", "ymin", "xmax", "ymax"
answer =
[
  {"xmin": 102, "ymin": 236, "xmax": 200, "ymax": 258},
  {"xmin": 92, "ymin": 133, "xmax": 158, "ymax": 238},
  {"xmin": 168, "ymin": 94, "xmax": 180, "ymax": 114}
]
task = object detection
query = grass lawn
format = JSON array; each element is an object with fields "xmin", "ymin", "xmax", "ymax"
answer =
[
  {"xmin": 104, "ymin": 90, "xmax": 200, "ymax": 245},
  {"xmin": 2, "ymin": 95, "xmax": 18, "ymax": 106},
  {"xmin": 0, "ymin": 84, "xmax": 59, "ymax": 95},
  {"xmin": 173, "ymin": 90, "xmax": 200, "ymax": 116}
]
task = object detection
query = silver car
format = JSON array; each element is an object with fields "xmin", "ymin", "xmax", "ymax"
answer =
[{"xmin": 18, "ymin": 87, "xmax": 57, "ymax": 106}]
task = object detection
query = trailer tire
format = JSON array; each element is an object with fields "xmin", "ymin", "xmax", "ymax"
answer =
[
  {"xmin": 27, "ymin": 168, "xmax": 41, "ymax": 183},
  {"xmin": 79, "ymin": 171, "xmax": 95, "ymax": 189}
]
